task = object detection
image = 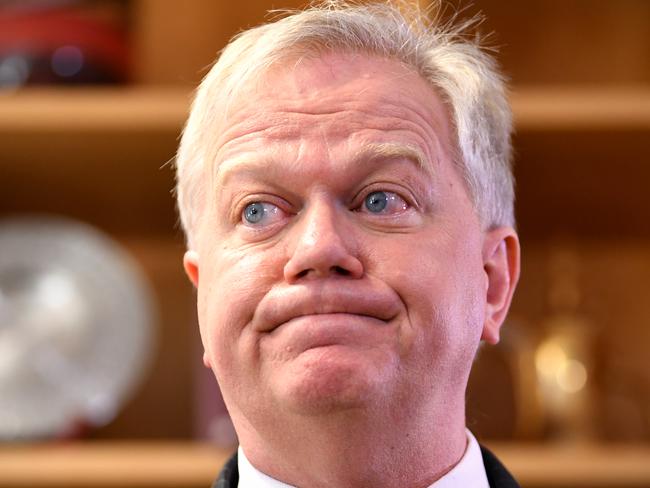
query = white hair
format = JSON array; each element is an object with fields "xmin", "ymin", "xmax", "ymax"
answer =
[{"xmin": 175, "ymin": 0, "xmax": 514, "ymax": 249}]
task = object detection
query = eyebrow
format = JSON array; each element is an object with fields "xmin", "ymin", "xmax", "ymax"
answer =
[
  {"xmin": 350, "ymin": 142, "xmax": 430, "ymax": 175},
  {"xmin": 214, "ymin": 141, "xmax": 432, "ymax": 187}
]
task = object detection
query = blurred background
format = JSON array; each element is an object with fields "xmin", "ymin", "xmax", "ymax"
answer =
[{"xmin": 0, "ymin": 0, "xmax": 648, "ymax": 487}]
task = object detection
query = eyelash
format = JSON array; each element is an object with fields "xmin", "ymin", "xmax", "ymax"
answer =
[
  {"xmin": 237, "ymin": 195, "xmax": 290, "ymax": 227},
  {"xmin": 353, "ymin": 183, "xmax": 415, "ymax": 212},
  {"xmin": 354, "ymin": 190, "xmax": 410, "ymax": 215}
]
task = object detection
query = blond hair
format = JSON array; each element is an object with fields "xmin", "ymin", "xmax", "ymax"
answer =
[{"xmin": 175, "ymin": 1, "xmax": 514, "ymax": 248}]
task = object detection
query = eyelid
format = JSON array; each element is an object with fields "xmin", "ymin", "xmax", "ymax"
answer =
[
  {"xmin": 360, "ymin": 191, "xmax": 408, "ymax": 214},
  {"xmin": 235, "ymin": 194, "xmax": 293, "ymax": 227},
  {"xmin": 242, "ymin": 204, "xmax": 284, "ymax": 232},
  {"xmin": 352, "ymin": 183, "xmax": 417, "ymax": 211}
]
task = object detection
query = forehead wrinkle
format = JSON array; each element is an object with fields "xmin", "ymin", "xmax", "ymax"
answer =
[
  {"xmin": 210, "ymin": 95, "xmax": 446, "ymax": 191},
  {"xmin": 218, "ymin": 78, "xmax": 446, "ymax": 143},
  {"xmin": 213, "ymin": 141, "xmax": 433, "ymax": 196},
  {"xmin": 216, "ymin": 108, "xmax": 441, "ymax": 162}
]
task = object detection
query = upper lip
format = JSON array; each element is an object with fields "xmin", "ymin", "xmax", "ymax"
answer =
[{"xmin": 252, "ymin": 280, "xmax": 401, "ymax": 333}]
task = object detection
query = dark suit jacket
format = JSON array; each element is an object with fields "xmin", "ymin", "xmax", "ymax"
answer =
[{"xmin": 212, "ymin": 445, "xmax": 520, "ymax": 488}]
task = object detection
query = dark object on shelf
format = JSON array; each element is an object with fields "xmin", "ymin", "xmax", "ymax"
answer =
[{"xmin": 0, "ymin": 1, "xmax": 131, "ymax": 88}]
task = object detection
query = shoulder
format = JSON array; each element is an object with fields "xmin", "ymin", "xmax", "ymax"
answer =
[
  {"xmin": 480, "ymin": 445, "xmax": 521, "ymax": 488},
  {"xmin": 212, "ymin": 451, "xmax": 239, "ymax": 488}
]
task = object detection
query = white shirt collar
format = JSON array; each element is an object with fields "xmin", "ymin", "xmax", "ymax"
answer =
[
  {"xmin": 237, "ymin": 429, "xmax": 489, "ymax": 488},
  {"xmin": 432, "ymin": 430, "xmax": 490, "ymax": 488},
  {"xmin": 238, "ymin": 446, "xmax": 294, "ymax": 488}
]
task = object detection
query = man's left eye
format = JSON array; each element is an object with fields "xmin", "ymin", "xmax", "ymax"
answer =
[{"xmin": 360, "ymin": 191, "xmax": 408, "ymax": 214}]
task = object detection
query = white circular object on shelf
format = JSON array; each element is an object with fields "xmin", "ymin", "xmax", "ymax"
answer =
[{"xmin": 0, "ymin": 216, "xmax": 156, "ymax": 439}]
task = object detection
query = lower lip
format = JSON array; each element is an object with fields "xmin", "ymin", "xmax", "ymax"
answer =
[{"xmin": 275, "ymin": 313, "xmax": 389, "ymax": 350}]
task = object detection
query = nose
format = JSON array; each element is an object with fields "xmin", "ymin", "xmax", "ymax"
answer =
[{"xmin": 283, "ymin": 201, "xmax": 364, "ymax": 283}]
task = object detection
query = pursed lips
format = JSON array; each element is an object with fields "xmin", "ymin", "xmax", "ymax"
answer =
[{"xmin": 251, "ymin": 282, "xmax": 401, "ymax": 334}]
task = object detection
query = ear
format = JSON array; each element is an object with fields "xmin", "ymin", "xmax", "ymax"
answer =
[
  {"xmin": 481, "ymin": 227, "xmax": 520, "ymax": 344},
  {"xmin": 183, "ymin": 250, "xmax": 200, "ymax": 288},
  {"xmin": 185, "ymin": 250, "xmax": 211, "ymax": 368}
]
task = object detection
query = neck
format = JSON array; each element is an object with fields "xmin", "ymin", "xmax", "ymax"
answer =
[{"xmin": 235, "ymin": 404, "xmax": 467, "ymax": 488}]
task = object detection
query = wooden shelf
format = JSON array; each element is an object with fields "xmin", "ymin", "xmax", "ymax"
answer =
[
  {"xmin": 0, "ymin": 442, "xmax": 649, "ymax": 488},
  {"xmin": 511, "ymin": 86, "xmax": 650, "ymax": 131},
  {"xmin": 489, "ymin": 442, "xmax": 650, "ymax": 487},
  {"xmin": 1, "ymin": 85, "xmax": 648, "ymax": 133},
  {"xmin": 0, "ymin": 442, "xmax": 231, "ymax": 488},
  {"xmin": 0, "ymin": 88, "xmax": 191, "ymax": 133}
]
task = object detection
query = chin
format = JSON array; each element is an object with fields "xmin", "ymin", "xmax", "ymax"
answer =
[{"xmin": 275, "ymin": 345, "xmax": 395, "ymax": 414}]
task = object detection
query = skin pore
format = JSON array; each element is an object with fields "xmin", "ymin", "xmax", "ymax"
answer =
[{"xmin": 184, "ymin": 51, "xmax": 520, "ymax": 488}]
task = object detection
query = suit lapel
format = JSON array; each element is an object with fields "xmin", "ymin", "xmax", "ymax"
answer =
[
  {"xmin": 480, "ymin": 445, "xmax": 521, "ymax": 488},
  {"xmin": 213, "ymin": 452, "xmax": 239, "ymax": 488}
]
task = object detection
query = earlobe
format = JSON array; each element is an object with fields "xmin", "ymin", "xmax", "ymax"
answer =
[
  {"xmin": 183, "ymin": 250, "xmax": 200, "ymax": 288},
  {"xmin": 203, "ymin": 351, "xmax": 212, "ymax": 369},
  {"xmin": 481, "ymin": 228, "xmax": 520, "ymax": 344}
]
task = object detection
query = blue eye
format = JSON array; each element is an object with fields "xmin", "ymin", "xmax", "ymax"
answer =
[
  {"xmin": 242, "ymin": 201, "xmax": 284, "ymax": 226},
  {"xmin": 365, "ymin": 191, "xmax": 388, "ymax": 213},
  {"xmin": 361, "ymin": 191, "xmax": 408, "ymax": 215},
  {"xmin": 243, "ymin": 202, "xmax": 265, "ymax": 224}
]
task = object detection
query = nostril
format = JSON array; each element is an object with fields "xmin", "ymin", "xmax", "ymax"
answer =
[
  {"xmin": 296, "ymin": 269, "xmax": 310, "ymax": 279},
  {"xmin": 332, "ymin": 266, "xmax": 350, "ymax": 276}
]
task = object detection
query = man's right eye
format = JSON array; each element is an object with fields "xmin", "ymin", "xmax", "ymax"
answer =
[{"xmin": 241, "ymin": 201, "xmax": 283, "ymax": 226}]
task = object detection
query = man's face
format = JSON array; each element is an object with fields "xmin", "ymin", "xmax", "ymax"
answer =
[{"xmin": 186, "ymin": 52, "xmax": 512, "ymax": 429}]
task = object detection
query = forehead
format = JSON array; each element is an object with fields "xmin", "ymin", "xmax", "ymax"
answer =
[
  {"xmin": 254, "ymin": 50, "xmax": 422, "ymax": 100},
  {"xmin": 212, "ymin": 51, "xmax": 455, "ymax": 177}
]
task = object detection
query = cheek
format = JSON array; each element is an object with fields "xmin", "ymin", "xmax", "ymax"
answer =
[
  {"xmin": 197, "ymin": 244, "xmax": 283, "ymax": 375},
  {"xmin": 377, "ymin": 231, "xmax": 485, "ymax": 363}
]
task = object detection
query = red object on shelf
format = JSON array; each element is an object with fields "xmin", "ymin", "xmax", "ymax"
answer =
[{"xmin": 0, "ymin": 2, "xmax": 131, "ymax": 85}]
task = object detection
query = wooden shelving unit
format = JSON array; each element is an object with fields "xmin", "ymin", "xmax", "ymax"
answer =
[
  {"xmin": 1, "ymin": 1, "xmax": 649, "ymax": 487},
  {"xmin": 1, "ymin": 442, "xmax": 649, "ymax": 488}
]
